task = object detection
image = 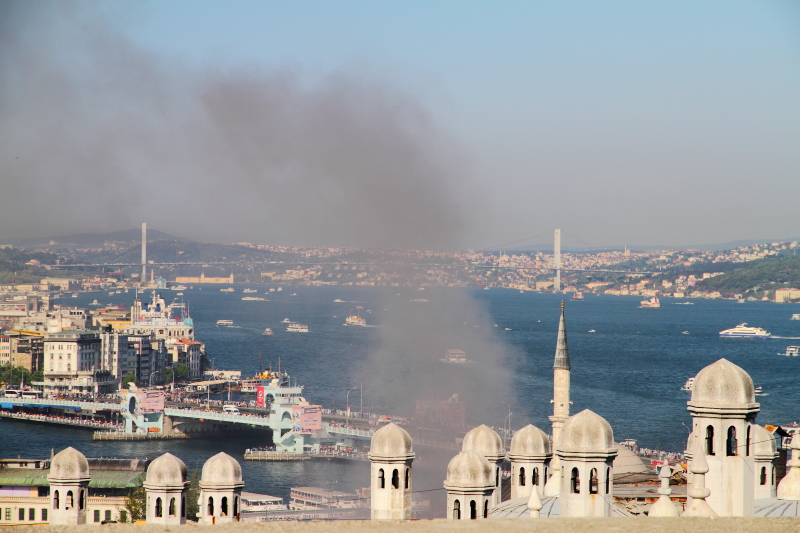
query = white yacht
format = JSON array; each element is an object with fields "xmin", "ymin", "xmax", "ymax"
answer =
[
  {"xmin": 242, "ymin": 297, "xmax": 266, "ymax": 301},
  {"xmin": 220, "ymin": 287, "xmax": 235, "ymax": 292},
  {"xmin": 791, "ymin": 314, "xmax": 800, "ymax": 321},
  {"xmin": 755, "ymin": 386, "xmax": 766, "ymax": 396},
  {"xmin": 216, "ymin": 319, "xmax": 234, "ymax": 327},
  {"xmin": 719, "ymin": 323, "xmax": 770, "ymax": 338},
  {"xmin": 281, "ymin": 318, "xmax": 292, "ymax": 323},
  {"xmin": 681, "ymin": 377, "xmax": 695, "ymax": 391},
  {"xmin": 243, "ymin": 288, "xmax": 258, "ymax": 293},
  {"xmin": 263, "ymin": 328, "xmax": 273, "ymax": 336},
  {"xmin": 287, "ymin": 323, "xmax": 309, "ymax": 333},
  {"xmin": 778, "ymin": 346, "xmax": 800, "ymax": 357}
]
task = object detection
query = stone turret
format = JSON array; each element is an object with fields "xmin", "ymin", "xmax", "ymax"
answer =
[
  {"xmin": 143, "ymin": 453, "xmax": 190, "ymax": 525},
  {"xmin": 462, "ymin": 424, "xmax": 504, "ymax": 507},
  {"xmin": 545, "ymin": 301, "xmax": 571, "ymax": 497},
  {"xmin": 508, "ymin": 424, "xmax": 551, "ymax": 500},
  {"xmin": 648, "ymin": 465, "xmax": 680, "ymax": 517},
  {"xmin": 48, "ymin": 447, "xmax": 91, "ymax": 526},
  {"xmin": 369, "ymin": 423, "xmax": 415, "ymax": 520},
  {"xmin": 444, "ymin": 451, "xmax": 495, "ymax": 520},
  {"xmin": 199, "ymin": 452, "xmax": 244, "ymax": 524},
  {"xmin": 777, "ymin": 434, "xmax": 800, "ymax": 500},
  {"xmin": 682, "ymin": 438, "xmax": 719, "ymax": 517}
]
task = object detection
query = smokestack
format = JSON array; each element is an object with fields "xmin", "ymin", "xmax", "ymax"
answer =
[
  {"xmin": 554, "ymin": 229, "xmax": 561, "ymax": 292},
  {"xmin": 142, "ymin": 223, "xmax": 147, "ymax": 284}
]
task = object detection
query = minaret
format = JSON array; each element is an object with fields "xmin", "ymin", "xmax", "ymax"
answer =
[{"xmin": 544, "ymin": 301, "xmax": 570, "ymax": 496}]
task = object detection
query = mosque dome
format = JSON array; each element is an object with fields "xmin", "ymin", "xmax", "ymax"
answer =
[
  {"xmin": 49, "ymin": 447, "xmax": 90, "ymax": 481},
  {"xmin": 462, "ymin": 424, "xmax": 504, "ymax": 461},
  {"xmin": 689, "ymin": 359, "xmax": 756, "ymax": 408},
  {"xmin": 200, "ymin": 452, "xmax": 244, "ymax": 488},
  {"xmin": 753, "ymin": 425, "xmax": 777, "ymax": 457},
  {"xmin": 369, "ymin": 423, "xmax": 414, "ymax": 460},
  {"xmin": 557, "ymin": 409, "xmax": 615, "ymax": 454},
  {"xmin": 612, "ymin": 445, "xmax": 648, "ymax": 476},
  {"xmin": 508, "ymin": 425, "xmax": 551, "ymax": 460},
  {"xmin": 145, "ymin": 453, "xmax": 189, "ymax": 489},
  {"xmin": 444, "ymin": 451, "xmax": 494, "ymax": 489}
]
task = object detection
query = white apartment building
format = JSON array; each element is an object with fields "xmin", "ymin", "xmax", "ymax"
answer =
[{"xmin": 41, "ymin": 331, "xmax": 115, "ymax": 396}]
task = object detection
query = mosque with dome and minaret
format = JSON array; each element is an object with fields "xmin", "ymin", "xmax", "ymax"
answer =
[{"xmin": 18, "ymin": 301, "xmax": 800, "ymax": 526}]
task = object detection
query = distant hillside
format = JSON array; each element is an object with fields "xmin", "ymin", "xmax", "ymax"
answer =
[
  {"xmin": 1, "ymin": 228, "xmax": 188, "ymax": 248},
  {"xmin": 694, "ymin": 256, "xmax": 800, "ymax": 294},
  {"xmin": 0, "ymin": 247, "xmax": 61, "ymax": 284}
]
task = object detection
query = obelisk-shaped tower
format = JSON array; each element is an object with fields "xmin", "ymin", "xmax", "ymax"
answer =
[{"xmin": 544, "ymin": 301, "xmax": 571, "ymax": 496}]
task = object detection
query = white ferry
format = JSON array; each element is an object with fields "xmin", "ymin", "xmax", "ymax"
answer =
[
  {"xmin": 681, "ymin": 377, "xmax": 694, "ymax": 391},
  {"xmin": 572, "ymin": 292, "xmax": 584, "ymax": 300},
  {"xmin": 242, "ymin": 297, "xmax": 266, "ymax": 301},
  {"xmin": 172, "ymin": 285, "xmax": 187, "ymax": 291},
  {"xmin": 90, "ymin": 299, "xmax": 100, "ymax": 306},
  {"xmin": 719, "ymin": 323, "xmax": 770, "ymax": 338},
  {"xmin": 281, "ymin": 318, "xmax": 292, "ymax": 323},
  {"xmin": 220, "ymin": 287, "xmax": 235, "ymax": 292},
  {"xmin": 778, "ymin": 346, "xmax": 800, "ymax": 357},
  {"xmin": 755, "ymin": 386, "xmax": 766, "ymax": 396},
  {"xmin": 791, "ymin": 314, "xmax": 800, "ymax": 320},
  {"xmin": 243, "ymin": 288, "xmax": 258, "ymax": 293},
  {"xmin": 640, "ymin": 297, "xmax": 660, "ymax": 308},
  {"xmin": 287, "ymin": 324, "xmax": 309, "ymax": 333},
  {"xmin": 263, "ymin": 328, "xmax": 273, "ymax": 336},
  {"xmin": 216, "ymin": 319, "xmax": 234, "ymax": 327},
  {"xmin": 345, "ymin": 306, "xmax": 367, "ymax": 326}
]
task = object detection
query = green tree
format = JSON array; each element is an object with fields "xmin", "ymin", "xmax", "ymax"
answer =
[
  {"xmin": 186, "ymin": 465, "xmax": 200, "ymax": 521},
  {"xmin": 124, "ymin": 485, "xmax": 146, "ymax": 521},
  {"xmin": 122, "ymin": 373, "xmax": 138, "ymax": 389},
  {"xmin": 176, "ymin": 364, "xmax": 189, "ymax": 380}
]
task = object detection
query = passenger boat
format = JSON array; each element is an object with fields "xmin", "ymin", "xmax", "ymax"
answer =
[
  {"xmin": 681, "ymin": 377, "xmax": 694, "ymax": 391},
  {"xmin": 345, "ymin": 306, "xmax": 367, "ymax": 326},
  {"xmin": 778, "ymin": 346, "xmax": 800, "ymax": 357},
  {"xmin": 242, "ymin": 297, "xmax": 266, "ymax": 301},
  {"xmin": 791, "ymin": 314, "xmax": 800, "ymax": 320},
  {"xmin": 640, "ymin": 297, "xmax": 660, "ymax": 308},
  {"xmin": 281, "ymin": 318, "xmax": 292, "ymax": 323},
  {"xmin": 719, "ymin": 323, "xmax": 770, "ymax": 338},
  {"xmin": 90, "ymin": 299, "xmax": 100, "ymax": 306},
  {"xmin": 572, "ymin": 292, "xmax": 584, "ymax": 300},
  {"xmin": 755, "ymin": 386, "xmax": 767, "ymax": 396},
  {"xmin": 216, "ymin": 319, "xmax": 234, "ymax": 327},
  {"xmin": 220, "ymin": 287, "xmax": 235, "ymax": 292},
  {"xmin": 243, "ymin": 288, "xmax": 258, "ymax": 293},
  {"xmin": 287, "ymin": 323, "xmax": 309, "ymax": 333},
  {"xmin": 263, "ymin": 328, "xmax": 273, "ymax": 335}
]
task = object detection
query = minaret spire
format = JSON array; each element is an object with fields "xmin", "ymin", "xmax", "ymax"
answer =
[
  {"xmin": 553, "ymin": 300, "xmax": 570, "ymax": 370},
  {"xmin": 544, "ymin": 300, "xmax": 572, "ymax": 497}
]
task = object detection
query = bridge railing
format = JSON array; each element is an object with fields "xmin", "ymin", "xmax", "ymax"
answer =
[
  {"xmin": 163, "ymin": 408, "xmax": 273, "ymax": 426},
  {"xmin": 322, "ymin": 423, "xmax": 375, "ymax": 438},
  {"xmin": 0, "ymin": 397, "xmax": 121, "ymax": 411}
]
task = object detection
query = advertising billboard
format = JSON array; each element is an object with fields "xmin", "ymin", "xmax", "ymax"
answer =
[
  {"xmin": 291, "ymin": 405, "xmax": 322, "ymax": 434},
  {"xmin": 136, "ymin": 390, "xmax": 165, "ymax": 413},
  {"xmin": 256, "ymin": 386, "xmax": 265, "ymax": 407}
]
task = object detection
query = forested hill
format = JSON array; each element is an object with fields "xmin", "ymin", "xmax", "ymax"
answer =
[
  {"xmin": 695, "ymin": 256, "xmax": 800, "ymax": 294},
  {"xmin": 0, "ymin": 247, "xmax": 61, "ymax": 284}
]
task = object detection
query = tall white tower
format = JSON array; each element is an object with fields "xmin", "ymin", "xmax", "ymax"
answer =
[
  {"xmin": 48, "ymin": 447, "xmax": 90, "ymax": 525},
  {"xmin": 544, "ymin": 301, "xmax": 571, "ymax": 497},
  {"xmin": 369, "ymin": 423, "xmax": 415, "ymax": 520},
  {"xmin": 141, "ymin": 223, "xmax": 147, "ymax": 284},
  {"xmin": 553, "ymin": 229, "xmax": 561, "ymax": 292}
]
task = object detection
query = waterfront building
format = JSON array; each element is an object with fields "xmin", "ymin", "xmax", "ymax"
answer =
[
  {"xmin": 165, "ymin": 337, "xmax": 203, "ymax": 379},
  {"xmin": 368, "ymin": 423, "xmax": 415, "ymax": 520},
  {"xmin": 40, "ymin": 331, "xmax": 116, "ymax": 396},
  {"xmin": 174, "ymin": 272, "xmax": 234, "ymax": 284}
]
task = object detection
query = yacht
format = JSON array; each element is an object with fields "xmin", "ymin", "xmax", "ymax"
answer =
[
  {"xmin": 176, "ymin": 292, "xmax": 184, "ymax": 296},
  {"xmin": 243, "ymin": 288, "xmax": 258, "ymax": 293},
  {"xmin": 281, "ymin": 318, "xmax": 292, "ymax": 323},
  {"xmin": 682, "ymin": 331, "xmax": 690, "ymax": 335},
  {"xmin": 588, "ymin": 329, "xmax": 596, "ymax": 333},
  {"xmin": 263, "ymin": 328, "xmax": 273, "ymax": 336},
  {"xmin": 220, "ymin": 287, "xmax": 235, "ymax": 292},
  {"xmin": 90, "ymin": 299, "xmax": 100, "ymax": 306},
  {"xmin": 287, "ymin": 323, "xmax": 309, "ymax": 333},
  {"xmin": 242, "ymin": 297, "xmax": 266, "ymax": 301},
  {"xmin": 334, "ymin": 299, "xmax": 344, "ymax": 302},
  {"xmin": 172, "ymin": 285, "xmax": 187, "ymax": 291},
  {"xmin": 572, "ymin": 292, "xmax": 584, "ymax": 300},
  {"xmin": 718, "ymin": 323, "xmax": 770, "ymax": 338},
  {"xmin": 640, "ymin": 297, "xmax": 660, "ymax": 308},
  {"xmin": 345, "ymin": 306, "xmax": 367, "ymax": 327},
  {"xmin": 681, "ymin": 377, "xmax": 695, "ymax": 391},
  {"xmin": 755, "ymin": 386, "xmax": 767, "ymax": 396},
  {"xmin": 778, "ymin": 346, "xmax": 800, "ymax": 357},
  {"xmin": 216, "ymin": 319, "xmax": 234, "ymax": 327},
  {"xmin": 791, "ymin": 314, "xmax": 800, "ymax": 321}
]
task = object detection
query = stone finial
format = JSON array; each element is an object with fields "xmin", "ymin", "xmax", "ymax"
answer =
[
  {"xmin": 682, "ymin": 441, "xmax": 718, "ymax": 518},
  {"xmin": 527, "ymin": 486, "xmax": 542, "ymax": 518},
  {"xmin": 648, "ymin": 465, "xmax": 679, "ymax": 517},
  {"xmin": 777, "ymin": 434, "xmax": 800, "ymax": 500}
]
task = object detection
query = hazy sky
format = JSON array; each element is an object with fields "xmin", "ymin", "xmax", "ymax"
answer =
[{"xmin": 1, "ymin": 1, "xmax": 798, "ymax": 249}]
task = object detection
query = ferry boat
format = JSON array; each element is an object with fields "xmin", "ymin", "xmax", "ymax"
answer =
[
  {"xmin": 440, "ymin": 349, "xmax": 475, "ymax": 364},
  {"xmin": 345, "ymin": 306, "xmax": 367, "ymax": 326},
  {"xmin": 220, "ymin": 287, "xmax": 235, "ymax": 292},
  {"xmin": 242, "ymin": 297, "xmax": 266, "ymax": 301},
  {"xmin": 588, "ymin": 329, "xmax": 596, "ymax": 333},
  {"xmin": 287, "ymin": 323, "xmax": 309, "ymax": 333},
  {"xmin": 216, "ymin": 319, "xmax": 234, "ymax": 327},
  {"xmin": 176, "ymin": 292, "xmax": 184, "ymax": 296},
  {"xmin": 243, "ymin": 288, "xmax": 258, "ymax": 293},
  {"xmin": 71, "ymin": 293, "xmax": 79, "ymax": 298},
  {"xmin": 755, "ymin": 386, "xmax": 766, "ymax": 396},
  {"xmin": 719, "ymin": 323, "xmax": 770, "ymax": 338},
  {"xmin": 572, "ymin": 292, "xmax": 584, "ymax": 300},
  {"xmin": 172, "ymin": 285, "xmax": 187, "ymax": 291},
  {"xmin": 778, "ymin": 346, "xmax": 800, "ymax": 357},
  {"xmin": 681, "ymin": 377, "xmax": 695, "ymax": 391},
  {"xmin": 90, "ymin": 299, "xmax": 100, "ymax": 306},
  {"xmin": 334, "ymin": 299, "xmax": 344, "ymax": 302},
  {"xmin": 263, "ymin": 328, "xmax": 273, "ymax": 336},
  {"xmin": 791, "ymin": 314, "xmax": 800, "ymax": 320},
  {"xmin": 640, "ymin": 297, "xmax": 660, "ymax": 308},
  {"xmin": 281, "ymin": 318, "xmax": 292, "ymax": 323}
]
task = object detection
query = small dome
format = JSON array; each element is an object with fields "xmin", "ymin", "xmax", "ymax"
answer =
[
  {"xmin": 558, "ymin": 410, "xmax": 615, "ymax": 453},
  {"xmin": 369, "ymin": 423, "xmax": 413, "ymax": 459},
  {"xmin": 613, "ymin": 445, "xmax": 648, "ymax": 475},
  {"xmin": 145, "ymin": 453, "xmax": 188, "ymax": 488},
  {"xmin": 509, "ymin": 424, "xmax": 551, "ymax": 459},
  {"xmin": 49, "ymin": 447, "xmax": 90, "ymax": 481},
  {"xmin": 690, "ymin": 359, "xmax": 756, "ymax": 407},
  {"xmin": 753, "ymin": 425, "xmax": 777, "ymax": 457},
  {"xmin": 462, "ymin": 424, "xmax": 504, "ymax": 461},
  {"xmin": 200, "ymin": 452, "xmax": 243, "ymax": 488},
  {"xmin": 444, "ymin": 451, "xmax": 494, "ymax": 489}
]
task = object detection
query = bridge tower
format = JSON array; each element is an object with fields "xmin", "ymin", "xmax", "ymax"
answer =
[{"xmin": 554, "ymin": 229, "xmax": 561, "ymax": 292}]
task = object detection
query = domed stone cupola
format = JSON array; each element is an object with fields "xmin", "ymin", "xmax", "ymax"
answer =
[
  {"xmin": 369, "ymin": 423, "xmax": 415, "ymax": 520},
  {"xmin": 753, "ymin": 424, "xmax": 778, "ymax": 500},
  {"xmin": 144, "ymin": 453, "xmax": 190, "ymax": 525},
  {"xmin": 462, "ymin": 424, "xmax": 504, "ymax": 507},
  {"xmin": 199, "ymin": 452, "xmax": 245, "ymax": 524},
  {"xmin": 508, "ymin": 425, "xmax": 552, "ymax": 499},
  {"xmin": 48, "ymin": 447, "xmax": 91, "ymax": 525},
  {"xmin": 686, "ymin": 358, "xmax": 760, "ymax": 517},
  {"xmin": 556, "ymin": 410, "xmax": 617, "ymax": 518},
  {"xmin": 444, "ymin": 451, "xmax": 495, "ymax": 520}
]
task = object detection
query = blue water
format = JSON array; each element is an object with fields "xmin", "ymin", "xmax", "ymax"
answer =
[{"xmin": 2, "ymin": 287, "xmax": 799, "ymax": 513}]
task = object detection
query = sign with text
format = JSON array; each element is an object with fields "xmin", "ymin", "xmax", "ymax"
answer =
[
  {"xmin": 256, "ymin": 386, "xmax": 265, "ymax": 407},
  {"xmin": 136, "ymin": 390, "xmax": 165, "ymax": 413},
  {"xmin": 291, "ymin": 405, "xmax": 322, "ymax": 434}
]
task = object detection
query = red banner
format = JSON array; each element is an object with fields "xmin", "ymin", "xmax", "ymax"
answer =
[{"xmin": 256, "ymin": 386, "xmax": 265, "ymax": 407}]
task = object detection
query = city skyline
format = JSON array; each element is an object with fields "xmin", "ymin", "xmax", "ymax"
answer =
[{"xmin": 1, "ymin": 1, "xmax": 798, "ymax": 249}]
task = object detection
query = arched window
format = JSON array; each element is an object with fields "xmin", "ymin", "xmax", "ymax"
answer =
[
  {"xmin": 773, "ymin": 466, "xmax": 777, "ymax": 485},
  {"xmin": 532, "ymin": 467, "xmax": 539, "ymax": 487},
  {"xmin": 53, "ymin": 490, "xmax": 60, "ymax": 510},
  {"xmin": 66, "ymin": 491, "xmax": 73, "ymax": 509},
  {"xmin": 405, "ymin": 468, "xmax": 410, "ymax": 489},
  {"xmin": 221, "ymin": 496, "xmax": 228, "ymax": 516},
  {"xmin": 378, "ymin": 468, "xmax": 385, "ymax": 489},
  {"xmin": 169, "ymin": 498, "xmax": 176, "ymax": 517},
  {"xmin": 606, "ymin": 468, "xmax": 611, "ymax": 494},
  {"xmin": 496, "ymin": 468, "xmax": 500, "ymax": 487},
  {"xmin": 155, "ymin": 497, "xmax": 163, "ymax": 518},
  {"xmin": 234, "ymin": 496, "xmax": 239, "ymax": 517},
  {"xmin": 79, "ymin": 490, "xmax": 85, "ymax": 510},
  {"xmin": 484, "ymin": 500, "xmax": 488, "ymax": 518},
  {"xmin": 470, "ymin": 500, "xmax": 477, "ymax": 520},
  {"xmin": 746, "ymin": 426, "xmax": 751, "ymax": 456},
  {"xmin": 589, "ymin": 468, "xmax": 599, "ymax": 494},
  {"xmin": 571, "ymin": 468, "xmax": 580, "ymax": 494},
  {"xmin": 182, "ymin": 496, "xmax": 186, "ymax": 518},
  {"xmin": 706, "ymin": 425, "xmax": 715, "ymax": 456},
  {"xmin": 453, "ymin": 499, "xmax": 460, "ymax": 520},
  {"xmin": 760, "ymin": 467, "xmax": 767, "ymax": 485},
  {"xmin": 392, "ymin": 469, "xmax": 399, "ymax": 489},
  {"xmin": 519, "ymin": 467, "xmax": 526, "ymax": 486},
  {"xmin": 727, "ymin": 426, "xmax": 737, "ymax": 456},
  {"xmin": 208, "ymin": 496, "xmax": 214, "ymax": 516}
]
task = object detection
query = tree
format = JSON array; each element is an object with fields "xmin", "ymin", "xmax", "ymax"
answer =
[
  {"xmin": 186, "ymin": 465, "xmax": 201, "ymax": 521},
  {"xmin": 176, "ymin": 364, "xmax": 189, "ymax": 380},
  {"xmin": 124, "ymin": 486, "xmax": 146, "ymax": 521},
  {"xmin": 122, "ymin": 373, "xmax": 138, "ymax": 389},
  {"xmin": 165, "ymin": 368, "xmax": 175, "ymax": 383}
]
